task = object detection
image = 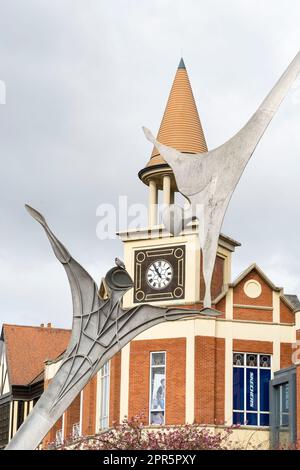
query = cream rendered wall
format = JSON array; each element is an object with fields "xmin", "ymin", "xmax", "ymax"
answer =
[
  {"xmin": 119, "ymin": 222, "xmax": 234, "ymax": 309},
  {"xmin": 45, "ymin": 360, "xmax": 62, "ymax": 381},
  {"xmin": 122, "ymin": 231, "xmax": 201, "ymax": 309}
]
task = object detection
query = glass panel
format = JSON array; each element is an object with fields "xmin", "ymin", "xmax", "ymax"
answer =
[
  {"xmin": 260, "ymin": 413, "xmax": 270, "ymax": 426},
  {"xmin": 102, "ymin": 362, "xmax": 109, "ymax": 376},
  {"xmin": 246, "ymin": 368, "xmax": 258, "ymax": 411},
  {"xmin": 150, "ymin": 411, "xmax": 164, "ymax": 425},
  {"xmin": 99, "ymin": 362, "xmax": 110, "ymax": 430},
  {"xmin": 72, "ymin": 422, "xmax": 80, "ymax": 439},
  {"xmin": 150, "ymin": 352, "xmax": 166, "ymax": 426},
  {"xmin": 246, "ymin": 354, "xmax": 257, "ymax": 367},
  {"xmin": 233, "ymin": 352, "xmax": 272, "ymax": 427},
  {"xmin": 55, "ymin": 429, "xmax": 63, "ymax": 446},
  {"xmin": 233, "ymin": 412, "xmax": 244, "ymax": 425},
  {"xmin": 280, "ymin": 383, "xmax": 289, "ymax": 428},
  {"xmin": 150, "ymin": 366, "xmax": 165, "ymax": 411},
  {"xmin": 233, "ymin": 353, "xmax": 244, "ymax": 366},
  {"xmin": 246, "ymin": 413, "xmax": 258, "ymax": 426},
  {"xmin": 281, "ymin": 383, "xmax": 289, "ymax": 413},
  {"xmin": 281, "ymin": 413, "xmax": 289, "ymax": 427},
  {"xmin": 260, "ymin": 369, "xmax": 271, "ymax": 412},
  {"xmin": 151, "ymin": 353, "xmax": 165, "ymax": 366},
  {"xmin": 233, "ymin": 367, "xmax": 244, "ymax": 410},
  {"xmin": 259, "ymin": 354, "xmax": 271, "ymax": 368}
]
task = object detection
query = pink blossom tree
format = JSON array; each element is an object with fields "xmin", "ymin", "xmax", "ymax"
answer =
[{"xmin": 48, "ymin": 414, "xmax": 235, "ymax": 450}]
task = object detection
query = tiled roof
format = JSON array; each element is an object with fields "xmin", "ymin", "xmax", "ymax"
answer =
[
  {"xmin": 2, "ymin": 324, "xmax": 70, "ymax": 386},
  {"xmin": 146, "ymin": 58, "xmax": 208, "ymax": 168},
  {"xmin": 284, "ymin": 294, "xmax": 300, "ymax": 312}
]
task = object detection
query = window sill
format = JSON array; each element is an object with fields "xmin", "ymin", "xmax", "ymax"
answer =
[{"xmin": 231, "ymin": 425, "xmax": 270, "ymax": 431}]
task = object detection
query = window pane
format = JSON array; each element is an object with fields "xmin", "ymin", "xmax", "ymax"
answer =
[
  {"xmin": 233, "ymin": 412, "xmax": 245, "ymax": 425},
  {"xmin": 246, "ymin": 368, "xmax": 258, "ymax": 411},
  {"xmin": 233, "ymin": 353, "xmax": 244, "ymax": 366},
  {"xmin": 233, "ymin": 351, "xmax": 272, "ymax": 427},
  {"xmin": 279, "ymin": 383, "xmax": 289, "ymax": 428},
  {"xmin": 281, "ymin": 383, "xmax": 289, "ymax": 413},
  {"xmin": 260, "ymin": 369, "xmax": 271, "ymax": 412},
  {"xmin": 99, "ymin": 362, "xmax": 110, "ymax": 430},
  {"xmin": 246, "ymin": 354, "xmax": 257, "ymax": 367},
  {"xmin": 260, "ymin": 413, "xmax": 270, "ymax": 426},
  {"xmin": 150, "ymin": 352, "xmax": 166, "ymax": 426},
  {"xmin": 150, "ymin": 367, "xmax": 165, "ymax": 411},
  {"xmin": 233, "ymin": 367, "xmax": 244, "ymax": 410},
  {"xmin": 281, "ymin": 413, "xmax": 289, "ymax": 427},
  {"xmin": 151, "ymin": 353, "xmax": 165, "ymax": 366},
  {"xmin": 259, "ymin": 355, "xmax": 271, "ymax": 368},
  {"xmin": 246, "ymin": 413, "xmax": 258, "ymax": 426},
  {"xmin": 150, "ymin": 411, "xmax": 164, "ymax": 425}
]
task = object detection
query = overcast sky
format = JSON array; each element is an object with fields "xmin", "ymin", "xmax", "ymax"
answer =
[{"xmin": 0, "ymin": 0, "xmax": 299, "ymax": 329}]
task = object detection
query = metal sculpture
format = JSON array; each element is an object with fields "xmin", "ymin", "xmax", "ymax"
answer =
[
  {"xmin": 143, "ymin": 51, "xmax": 300, "ymax": 308},
  {"xmin": 6, "ymin": 206, "xmax": 203, "ymax": 450}
]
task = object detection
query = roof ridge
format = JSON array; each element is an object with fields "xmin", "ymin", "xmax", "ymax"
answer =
[
  {"xmin": 2, "ymin": 323, "xmax": 71, "ymax": 332},
  {"xmin": 230, "ymin": 263, "xmax": 282, "ymax": 292}
]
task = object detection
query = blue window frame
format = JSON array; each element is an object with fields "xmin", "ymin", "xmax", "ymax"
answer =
[{"xmin": 233, "ymin": 352, "xmax": 271, "ymax": 427}]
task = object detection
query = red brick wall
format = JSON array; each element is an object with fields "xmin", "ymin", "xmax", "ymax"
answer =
[
  {"xmin": 194, "ymin": 336, "xmax": 225, "ymax": 425},
  {"xmin": 280, "ymin": 300, "xmax": 295, "ymax": 324},
  {"xmin": 280, "ymin": 343, "xmax": 293, "ymax": 369},
  {"xmin": 215, "ymin": 296, "xmax": 226, "ymax": 318},
  {"xmin": 215, "ymin": 338, "xmax": 225, "ymax": 424},
  {"xmin": 200, "ymin": 254, "xmax": 224, "ymax": 301},
  {"xmin": 233, "ymin": 269, "xmax": 273, "ymax": 308},
  {"xmin": 64, "ymin": 394, "xmax": 81, "ymax": 439},
  {"xmin": 129, "ymin": 338, "xmax": 186, "ymax": 425},
  {"xmin": 233, "ymin": 307, "xmax": 273, "ymax": 322},
  {"xmin": 43, "ymin": 416, "xmax": 62, "ymax": 448},
  {"xmin": 109, "ymin": 352, "xmax": 121, "ymax": 426},
  {"xmin": 233, "ymin": 339, "xmax": 273, "ymax": 354},
  {"xmin": 81, "ymin": 375, "xmax": 97, "ymax": 436}
]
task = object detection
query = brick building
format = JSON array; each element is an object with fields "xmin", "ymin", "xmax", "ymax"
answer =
[
  {"xmin": 0, "ymin": 324, "xmax": 70, "ymax": 448},
  {"xmin": 1, "ymin": 59, "xmax": 300, "ymax": 449}
]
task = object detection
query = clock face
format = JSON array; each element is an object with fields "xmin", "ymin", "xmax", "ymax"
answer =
[{"xmin": 146, "ymin": 260, "xmax": 173, "ymax": 290}]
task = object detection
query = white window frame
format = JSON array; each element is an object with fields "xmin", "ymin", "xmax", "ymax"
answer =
[
  {"xmin": 149, "ymin": 351, "xmax": 166, "ymax": 426},
  {"xmin": 233, "ymin": 352, "xmax": 272, "ymax": 427},
  {"xmin": 72, "ymin": 422, "xmax": 80, "ymax": 440},
  {"xmin": 99, "ymin": 361, "xmax": 110, "ymax": 431},
  {"xmin": 55, "ymin": 428, "xmax": 63, "ymax": 447}
]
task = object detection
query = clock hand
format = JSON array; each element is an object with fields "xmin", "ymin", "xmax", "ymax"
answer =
[{"xmin": 154, "ymin": 265, "xmax": 162, "ymax": 279}]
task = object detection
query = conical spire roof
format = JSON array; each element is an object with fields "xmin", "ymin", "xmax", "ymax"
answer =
[{"xmin": 147, "ymin": 58, "xmax": 208, "ymax": 168}]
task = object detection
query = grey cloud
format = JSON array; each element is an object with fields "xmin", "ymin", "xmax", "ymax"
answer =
[{"xmin": 0, "ymin": 0, "xmax": 299, "ymax": 327}]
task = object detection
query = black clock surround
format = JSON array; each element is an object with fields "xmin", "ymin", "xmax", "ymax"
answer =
[{"xmin": 134, "ymin": 245, "xmax": 185, "ymax": 303}]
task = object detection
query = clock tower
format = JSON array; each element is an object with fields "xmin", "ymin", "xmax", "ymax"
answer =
[{"xmin": 118, "ymin": 58, "xmax": 239, "ymax": 308}]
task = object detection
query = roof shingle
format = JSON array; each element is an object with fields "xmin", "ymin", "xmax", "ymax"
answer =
[
  {"xmin": 2, "ymin": 324, "xmax": 70, "ymax": 386},
  {"xmin": 147, "ymin": 58, "xmax": 208, "ymax": 168}
]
